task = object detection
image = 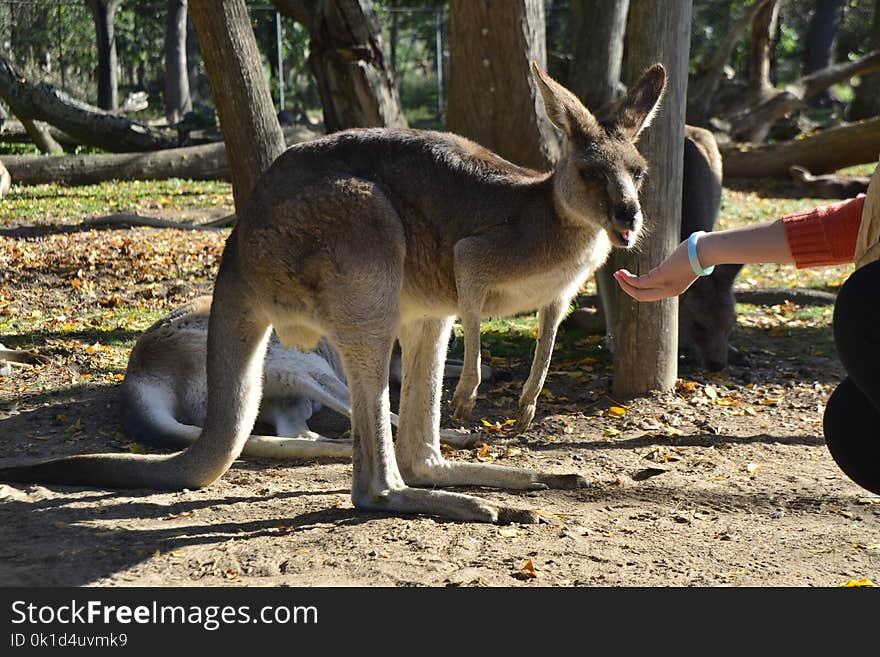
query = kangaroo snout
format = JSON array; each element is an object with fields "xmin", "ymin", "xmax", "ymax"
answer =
[{"xmin": 610, "ymin": 205, "xmax": 643, "ymax": 247}]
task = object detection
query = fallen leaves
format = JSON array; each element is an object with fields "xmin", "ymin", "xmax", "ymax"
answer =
[{"xmin": 839, "ymin": 579, "xmax": 875, "ymax": 587}]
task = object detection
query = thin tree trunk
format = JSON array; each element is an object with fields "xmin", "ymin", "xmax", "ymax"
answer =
[
  {"xmin": 849, "ymin": 0, "xmax": 880, "ymax": 120},
  {"xmin": 275, "ymin": 0, "xmax": 406, "ymax": 133},
  {"xmin": 610, "ymin": 0, "xmax": 693, "ymax": 397},
  {"xmin": 447, "ymin": 0, "xmax": 558, "ymax": 170},
  {"xmin": 804, "ymin": 1, "xmax": 844, "ymax": 75},
  {"xmin": 747, "ymin": 0, "xmax": 779, "ymax": 102},
  {"xmin": 189, "ymin": 0, "xmax": 287, "ymax": 210},
  {"xmin": 165, "ymin": 0, "xmax": 192, "ymax": 124},
  {"xmin": 570, "ymin": 0, "xmax": 629, "ymax": 111},
  {"xmin": 390, "ymin": 0, "xmax": 399, "ymax": 75},
  {"xmin": 85, "ymin": 0, "xmax": 122, "ymax": 111}
]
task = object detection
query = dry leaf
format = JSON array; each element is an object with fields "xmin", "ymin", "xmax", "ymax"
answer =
[
  {"xmin": 633, "ymin": 467, "xmax": 668, "ymax": 481},
  {"xmin": 608, "ymin": 406, "xmax": 626, "ymax": 417},
  {"xmin": 839, "ymin": 579, "xmax": 875, "ymax": 587},
  {"xmin": 514, "ymin": 559, "xmax": 538, "ymax": 580}
]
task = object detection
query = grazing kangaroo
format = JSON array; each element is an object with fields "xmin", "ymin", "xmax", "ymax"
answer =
[
  {"xmin": 121, "ymin": 295, "xmax": 485, "ymax": 459},
  {"xmin": 0, "ymin": 62, "xmax": 666, "ymax": 524}
]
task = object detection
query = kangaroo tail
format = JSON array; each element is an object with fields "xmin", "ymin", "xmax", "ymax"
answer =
[{"xmin": 0, "ymin": 242, "xmax": 273, "ymax": 490}]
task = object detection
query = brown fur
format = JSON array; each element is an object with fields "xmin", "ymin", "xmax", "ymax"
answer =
[{"xmin": 0, "ymin": 63, "xmax": 667, "ymax": 524}]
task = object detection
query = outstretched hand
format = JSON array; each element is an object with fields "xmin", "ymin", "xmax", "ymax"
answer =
[{"xmin": 613, "ymin": 239, "xmax": 698, "ymax": 302}]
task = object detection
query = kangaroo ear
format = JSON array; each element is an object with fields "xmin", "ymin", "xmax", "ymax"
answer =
[
  {"xmin": 613, "ymin": 63, "xmax": 667, "ymax": 140},
  {"xmin": 531, "ymin": 60, "xmax": 599, "ymax": 138}
]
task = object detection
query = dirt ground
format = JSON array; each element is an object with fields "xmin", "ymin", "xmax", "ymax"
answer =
[{"xmin": 1, "ymin": 218, "xmax": 879, "ymax": 588}]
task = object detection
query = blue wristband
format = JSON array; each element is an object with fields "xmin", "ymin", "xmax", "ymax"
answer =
[{"xmin": 687, "ymin": 231, "xmax": 715, "ymax": 277}]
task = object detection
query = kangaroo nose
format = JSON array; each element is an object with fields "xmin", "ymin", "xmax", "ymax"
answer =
[{"xmin": 614, "ymin": 206, "xmax": 643, "ymax": 230}]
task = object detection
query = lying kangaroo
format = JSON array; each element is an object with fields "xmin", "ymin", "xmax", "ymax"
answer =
[
  {"xmin": 0, "ymin": 62, "xmax": 666, "ymax": 524},
  {"xmin": 596, "ymin": 125, "xmax": 744, "ymax": 370},
  {"xmin": 121, "ymin": 295, "xmax": 485, "ymax": 459}
]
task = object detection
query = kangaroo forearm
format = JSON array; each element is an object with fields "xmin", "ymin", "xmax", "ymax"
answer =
[{"xmin": 698, "ymin": 220, "xmax": 794, "ymax": 267}]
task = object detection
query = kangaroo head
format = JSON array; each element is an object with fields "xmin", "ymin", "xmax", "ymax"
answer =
[{"xmin": 532, "ymin": 62, "xmax": 666, "ymax": 249}]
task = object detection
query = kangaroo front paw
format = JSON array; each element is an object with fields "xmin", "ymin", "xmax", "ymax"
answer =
[{"xmin": 451, "ymin": 392, "xmax": 476, "ymax": 423}]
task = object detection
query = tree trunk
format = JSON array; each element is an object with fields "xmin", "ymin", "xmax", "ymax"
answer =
[
  {"xmin": 721, "ymin": 118, "xmax": 880, "ymax": 178},
  {"xmin": 274, "ymin": 0, "xmax": 406, "ymax": 133},
  {"xmin": 85, "ymin": 0, "xmax": 122, "ymax": 111},
  {"xmin": 0, "ymin": 53, "xmax": 178, "ymax": 152},
  {"xmin": 185, "ymin": 13, "xmax": 207, "ymax": 106},
  {"xmin": 609, "ymin": 0, "xmax": 693, "ymax": 397},
  {"xmin": 849, "ymin": 0, "xmax": 880, "ymax": 120},
  {"xmin": 389, "ymin": 0, "xmax": 399, "ymax": 75},
  {"xmin": 189, "ymin": 0, "xmax": 287, "ymax": 210},
  {"xmin": 804, "ymin": 0, "xmax": 844, "ymax": 107},
  {"xmin": 447, "ymin": 0, "xmax": 558, "ymax": 170},
  {"xmin": 570, "ymin": 0, "xmax": 628, "ymax": 112},
  {"xmin": 1, "ymin": 125, "xmax": 318, "ymax": 187},
  {"xmin": 747, "ymin": 0, "xmax": 779, "ymax": 102},
  {"xmin": 165, "ymin": 0, "xmax": 192, "ymax": 124}
]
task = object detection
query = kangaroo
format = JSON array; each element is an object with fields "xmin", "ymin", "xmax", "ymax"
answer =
[
  {"xmin": 596, "ymin": 125, "xmax": 744, "ymax": 371},
  {"xmin": 0, "ymin": 62, "xmax": 666, "ymax": 524},
  {"xmin": 121, "ymin": 295, "xmax": 485, "ymax": 459}
]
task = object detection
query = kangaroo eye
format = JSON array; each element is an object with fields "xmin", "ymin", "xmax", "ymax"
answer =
[{"xmin": 633, "ymin": 169, "xmax": 646, "ymax": 182}]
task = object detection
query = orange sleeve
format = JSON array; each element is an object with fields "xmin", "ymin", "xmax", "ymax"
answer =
[{"xmin": 781, "ymin": 195, "xmax": 864, "ymax": 268}]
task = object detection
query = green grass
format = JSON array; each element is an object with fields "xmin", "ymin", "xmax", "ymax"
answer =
[{"xmin": 0, "ymin": 179, "xmax": 233, "ymax": 225}]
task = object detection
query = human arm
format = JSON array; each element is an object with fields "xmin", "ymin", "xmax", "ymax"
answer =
[{"xmin": 615, "ymin": 195, "xmax": 865, "ymax": 302}]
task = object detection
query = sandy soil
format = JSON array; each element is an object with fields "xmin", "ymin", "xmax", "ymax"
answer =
[{"xmin": 1, "ymin": 223, "xmax": 878, "ymax": 588}]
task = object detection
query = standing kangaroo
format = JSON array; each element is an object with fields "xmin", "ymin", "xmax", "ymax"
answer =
[{"xmin": 0, "ymin": 63, "xmax": 666, "ymax": 524}]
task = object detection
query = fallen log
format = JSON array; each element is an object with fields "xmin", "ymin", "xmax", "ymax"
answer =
[
  {"xmin": 788, "ymin": 165, "xmax": 870, "ymax": 198},
  {"xmin": 721, "ymin": 118, "xmax": 880, "ymax": 178},
  {"xmin": 1, "ymin": 125, "xmax": 320, "ymax": 186},
  {"xmin": 0, "ymin": 53, "xmax": 178, "ymax": 152}
]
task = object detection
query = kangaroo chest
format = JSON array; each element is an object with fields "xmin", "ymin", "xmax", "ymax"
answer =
[{"xmin": 483, "ymin": 229, "xmax": 611, "ymax": 317}]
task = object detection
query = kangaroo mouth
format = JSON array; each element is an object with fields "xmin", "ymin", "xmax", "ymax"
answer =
[{"xmin": 611, "ymin": 227, "xmax": 636, "ymax": 248}]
